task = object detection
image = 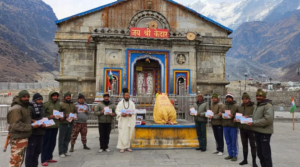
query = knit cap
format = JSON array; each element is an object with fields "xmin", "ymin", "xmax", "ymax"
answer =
[
  {"xmin": 64, "ymin": 91, "xmax": 71, "ymax": 98},
  {"xmin": 103, "ymin": 92, "xmax": 110, "ymax": 97},
  {"xmin": 225, "ymin": 93, "xmax": 234, "ymax": 99},
  {"xmin": 256, "ymin": 89, "xmax": 266, "ymax": 98},
  {"xmin": 33, "ymin": 93, "xmax": 43, "ymax": 101},
  {"xmin": 78, "ymin": 93, "xmax": 85, "ymax": 99},
  {"xmin": 242, "ymin": 92, "xmax": 250, "ymax": 99},
  {"xmin": 18, "ymin": 90, "xmax": 30, "ymax": 98},
  {"xmin": 212, "ymin": 93, "xmax": 218, "ymax": 99}
]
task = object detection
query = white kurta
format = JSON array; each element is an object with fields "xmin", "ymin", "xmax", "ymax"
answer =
[{"xmin": 115, "ymin": 99, "xmax": 136, "ymax": 149}]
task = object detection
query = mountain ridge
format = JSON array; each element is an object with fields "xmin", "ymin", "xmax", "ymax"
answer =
[
  {"xmin": 187, "ymin": 0, "xmax": 300, "ymax": 29},
  {"xmin": 0, "ymin": 0, "xmax": 58, "ymax": 82}
]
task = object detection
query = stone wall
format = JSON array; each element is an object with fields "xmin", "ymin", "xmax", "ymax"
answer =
[
  {"xmin": 55, "ymin": 41, "xmax": 96, "ymax": 100},
  {"xmin": 0, "ymin": 82, "xmax": 58, "ymax": 90},
  {"xmin": 56, "ymin": 0, "xmax": 229, "ymax": 37}
]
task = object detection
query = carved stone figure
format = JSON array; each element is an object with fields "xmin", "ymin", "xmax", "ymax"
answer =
[{"xmin": 176, "ymin": 54, "xmax": 186, "ymax": 64}]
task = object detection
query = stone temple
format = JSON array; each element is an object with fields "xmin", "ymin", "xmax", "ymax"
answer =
[{"xmin": 54, "ymin": 0, "xmax": 232, "ymax": 101}]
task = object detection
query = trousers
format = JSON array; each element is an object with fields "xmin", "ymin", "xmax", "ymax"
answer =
[
  {"xmin": 240, "ymin": 129, "xmax": 256, "ymax": 156},
  {"xmin": 195, "ymin": 121, "xmax": 207, "ymax": 149},
  {"xmin": 9, "ymin": 138, "xmax": 28, "ymax": 167},
  {"xmin": 70, "ymin": 123, "xmax": 88, "ymax": 145},
  {"xmin": 25, "ymin": 135, "xmax": 43, "ymax": 167},
  {"xmin": 98, "ymin": 123, "xmax": 111, "ymax": 150},
  {"xmin": 58, "ymin": 124, "xmax": 73, "ymax": 155},
  {"xmin": 255, "ymin": 132, "xmax": 272, "ymax": 167},
  {"xmin": 41, "ymin": 128, "xmax": 58, "ymax": 163},
  {"xmin": 224, "ymin": 126, "xmax": 239, "ymax": 157},
  {"xmin": 212, "ymin": 125, "xmax": 224, "ymax": 152}
]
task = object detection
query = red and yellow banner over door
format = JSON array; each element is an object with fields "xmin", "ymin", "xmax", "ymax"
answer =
[{"xmin": 130, "ymin": 27, "xmax": 169, "ymax": 38}]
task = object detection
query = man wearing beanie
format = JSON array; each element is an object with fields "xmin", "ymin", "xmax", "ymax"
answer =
[
  {"xmin": 41, "ymin": 91, "xmax": 61, "ymax": 166},
  {"xmin": 221, "ymin": 93, "xmax": 239, "ymax": 161},
  {"xmin": 58, "ymin": 91, "xmax": 77, "ymax": 158},
  {"xmin": 95, "ymin": 92, "xmax": 116, "ymax": 152},
  {"xmin": 248, "ymin": 89, "xmax": 274, "ymax": 167},
  {"xmin": 235, "ymin": 92, "xmax": 258, "ymax": 167},
  {"xmin": 210, "ymin": 93, "xmax": 224, "ymax": 156},
  {"xmin": 25, "ymin": 93, "xmax": 46, "ymax": 167},
  {"xmin": 192, "ymin": 93, "xmax": 209, "ymax": 152},
  {"xmin": 7, "ymin": 90, "xmax": 33, "ymax": 167},
  {"xmin": 69, "ymin": 94, "xmax": 91, "ymax": 152}
]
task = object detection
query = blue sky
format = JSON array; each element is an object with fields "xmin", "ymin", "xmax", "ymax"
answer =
[{"xmin": 43, "ymin": 0, "xmax": 241, "ymax": 19}]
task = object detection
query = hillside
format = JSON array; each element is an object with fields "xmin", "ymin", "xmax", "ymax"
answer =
[
  {"xmin": 225, "ymin": 57, "xmax": 279, "ymax": 82},
  {"xmin": 187, "ymin": 0, "xmax": 300, "ymax": 29},
  {"xmin": 0, "ymin": 0, "xmax": 58, "ymax": 82},
  {"xmin": 226, "ymin": 10, "xmax": 300, "ymax": 68}
]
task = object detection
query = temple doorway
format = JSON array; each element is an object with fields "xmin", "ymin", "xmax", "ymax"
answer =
[{"xmin": 133, "ymin": 58, "xmax": 161, "ymax": 96}]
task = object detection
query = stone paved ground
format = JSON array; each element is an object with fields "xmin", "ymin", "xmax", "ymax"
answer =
[{"xmin": 0, "ymin": 123, "xmax": 299, "ymax": 167}]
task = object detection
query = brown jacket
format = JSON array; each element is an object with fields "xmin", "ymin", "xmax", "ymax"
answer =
[
  {"xmin": 237, "ymin": 102, "xmax": 255, "ymax": 130},
  {"xmin": 60, "ymin": 100, "xmax": 77, "ymax": 124},
  {"xmin": 222, "ymin": 101, "xmax": 238, "ymax": 127},
  {"xmin": 7, "ymin": 98, "xmax": 32, "ymax": 139},
  {"xmin": 210, "ymin": 101, "xmax": 223, "ymax": 126}
]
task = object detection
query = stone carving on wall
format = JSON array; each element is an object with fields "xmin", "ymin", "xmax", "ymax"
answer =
[
  {"xmin": 129, "ymin": 10, "xmax": 170, "ymax": 30},
  {"xmin": 176, "ymin": 54, "xmax": 186, "ymax": 64},
  {"xmin": 174, "ymin": 52, "xmax": 189, "ymax": 65},
  {"xmin": 105, "ymin": 49, "xmax": 122, "ymax": 64}
]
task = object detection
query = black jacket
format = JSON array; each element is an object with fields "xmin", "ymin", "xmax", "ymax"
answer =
[{"xmin": 28, "ymin": 104, "xmax": 46, "ymax": 135}]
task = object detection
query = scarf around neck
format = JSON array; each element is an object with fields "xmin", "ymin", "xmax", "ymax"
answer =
[{"xmin": 31, "ymin": 101, "xmax": 43, "ymax": 116}]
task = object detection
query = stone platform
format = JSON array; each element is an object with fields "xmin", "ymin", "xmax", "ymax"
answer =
[{"xmin": 131, "ymin": 120, "xmax": 199, "ymax": 149}]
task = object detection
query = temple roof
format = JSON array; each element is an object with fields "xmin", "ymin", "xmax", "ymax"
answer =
[{"xmin": 55, "ymin": 0, "xmax": 233, "ymax": 34}]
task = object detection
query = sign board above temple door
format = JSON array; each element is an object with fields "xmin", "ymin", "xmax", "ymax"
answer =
[{"xmin": 130, "ymin": 27, "xmax": 169, "ymax": 38}]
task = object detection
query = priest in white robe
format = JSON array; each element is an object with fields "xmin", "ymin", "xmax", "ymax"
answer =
[{"xmin": 115, "ymin": 91, "xmax": 136, "ymax": 153}]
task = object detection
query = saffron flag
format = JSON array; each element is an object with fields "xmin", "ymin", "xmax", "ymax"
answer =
[{"xmin": 291, "ymin": 96, "xmax": 296, "ymax": 113}]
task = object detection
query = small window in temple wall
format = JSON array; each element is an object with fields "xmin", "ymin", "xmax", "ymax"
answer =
[{"xmin": 205, "ymin": 33, "xmax": 212, "ymax": 36}]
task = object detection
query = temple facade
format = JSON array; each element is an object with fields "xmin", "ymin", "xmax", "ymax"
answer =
[{"xmin": 54, "ymin": 0, "xmax": 232, "ymax": 100}]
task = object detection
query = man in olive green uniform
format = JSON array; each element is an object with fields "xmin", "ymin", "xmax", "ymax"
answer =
[
  {"xmin": 209, "ymin": 93, "xmax": 224, "ymax": 156},
  {"xmin": 192, "ymin": 93, "xmax": 209, "ymax": 152},
  {"xmin": 95, "ymin": 92, "xmax": 116, "ymax": 152},
  {"xmin": 248, "ymin": 89, "xmax": 274, "ymax": 167},
  {"xmin": 58, "ymin": 91, "xmax": 77, "ymax": 157},
  {"xmin": 7, "ymin": 90, "xmax": 34, "ymax": 167},
  {"xmin": 221, "ymin": 93, "xmax": 239, "ymax": 161},
  {"xmin": 235, "ymin": 92, "xmax": 258, "ymax": 167},
  {"xmin": 41, "ymin": 91, "xmax": 61, "ymax": 166}
]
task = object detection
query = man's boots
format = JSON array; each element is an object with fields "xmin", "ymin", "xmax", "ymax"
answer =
[
  {"xmin": 239, "ymin": 152, "xmax": 248, "ymax": 165},
  {"xmin": 69, "ymin": 144, "xmax": 74, "ymax": 152},
  {"xmin": 252, "ymin": 155, "xmax": 258, "ymax": 167},
  {"xmin": 83, "ymin": 144, "xmax": 90, "ymax": 150}
]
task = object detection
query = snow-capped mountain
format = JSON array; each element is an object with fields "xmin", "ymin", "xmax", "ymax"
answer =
[{"xmin": 187, "ymin": 0, "xmax": 300, "ymax": 29}]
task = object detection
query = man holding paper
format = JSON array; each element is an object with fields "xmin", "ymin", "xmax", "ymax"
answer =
[
  {"xmin": 25, "ymin": 93, "xmax": 46, "ymax": 167},
  {"xmin": 41, "ymin": 91, "xmax": 61, "ymax": 166},
  {"xmin": 192, "ymin": 93, "xmax": 209, "ymax": 152},
  {"xmin": 95, "ymin": 92, "xmax": 116, "ymax": 153},
  {"xmin": 220, "ymin": 93, "xmax": 239, "ymax": 161},
  {"xmin": 58, "ymin": 91, "xmax": 77, "ymax": 158},
  {"xmin": 248, "ymin": 89, "xmax": 274, "ymax": 167},
  {"xmin": 235, "ymin": 92, "xmax": 258, "ymax": 167},
  {"xmin": 210, "ymin": 93, "xmax": 224, "ymax": 156},
  {"xmin": 115, "ymin": 88, "xmax": 136, "ymax": 153},
  {"xmin": 69, "ymin": 94, "xmax": 91, "ymax": 152},
  {"xmin": 7, "ymin": 90, "xmax": 33, "ymax": 167}
]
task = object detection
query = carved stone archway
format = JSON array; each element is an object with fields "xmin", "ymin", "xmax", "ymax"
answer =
[{"xmin": 128, "ymin": 10, "xmax": 171, "ymax": 30}]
